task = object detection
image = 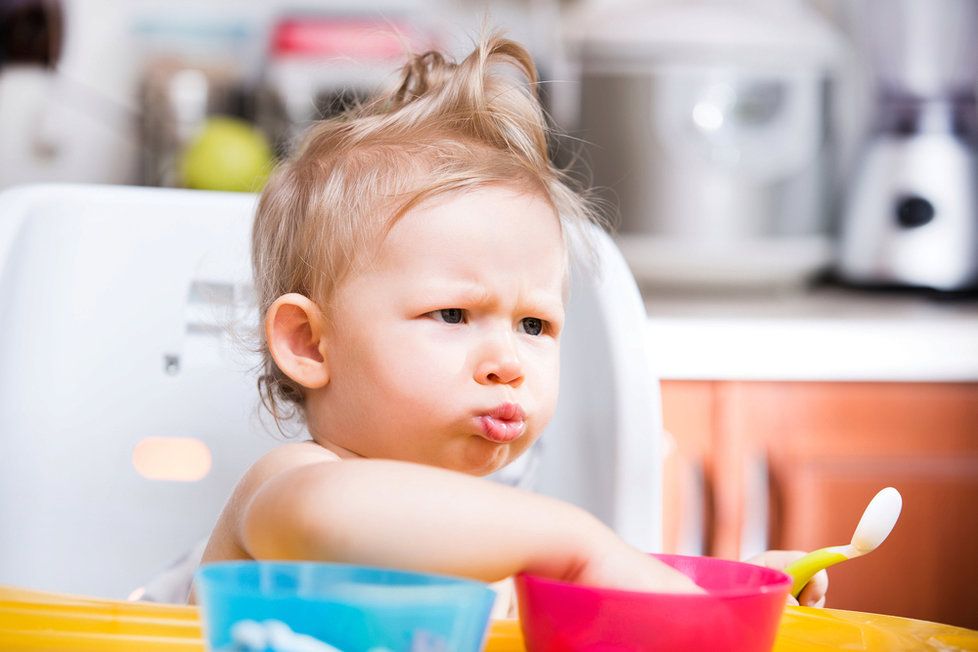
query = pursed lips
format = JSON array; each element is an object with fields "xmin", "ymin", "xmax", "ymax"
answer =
[{"xmin": 475, "ymin": 402, "xmax": 526, "ymax": 443}]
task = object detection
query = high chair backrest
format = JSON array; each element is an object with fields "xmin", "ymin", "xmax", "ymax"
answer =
[{"xmin": 0, "ymin": 183, "xmax": 663, "ymax": 600}]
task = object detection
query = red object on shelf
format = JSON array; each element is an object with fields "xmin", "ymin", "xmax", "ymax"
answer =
[{"xmin": 270, "ymin": 18, "xmax": 433, "ymax": 60}]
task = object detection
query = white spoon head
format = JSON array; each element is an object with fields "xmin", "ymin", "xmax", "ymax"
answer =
[{"xmin": 851, "ymin": 487, "xmax": 903, "ymax": 553}]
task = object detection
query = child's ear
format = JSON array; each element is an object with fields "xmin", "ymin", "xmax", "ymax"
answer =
[{"xmin": 265, "ymin": 293, "xmax": 330, "ymax": 389}]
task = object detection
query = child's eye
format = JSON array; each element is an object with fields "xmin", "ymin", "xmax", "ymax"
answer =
[
  {"xmin": 520, "ymin": 317, "xmax": 545, "ymax": 336},
  {"xmin": 430, "ymin": 308, "xmax": 465, "ymax": 324}
]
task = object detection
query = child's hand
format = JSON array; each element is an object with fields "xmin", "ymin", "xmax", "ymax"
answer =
[
  {"xmin": 573, "ymin": 535, "xmax": 705, "ymax": 595},
  {"xmin": 746, "ymin": 550, "xmax": 828, "ymax": 607}
]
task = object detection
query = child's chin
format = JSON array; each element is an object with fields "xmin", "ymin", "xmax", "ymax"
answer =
[
  {"xmin": 447, "ymin": 460, "xmax": 502, "ymax": 477},
  {"xmin": 451, "ymin": 449, "xmax": 513, "ymax": 477}
]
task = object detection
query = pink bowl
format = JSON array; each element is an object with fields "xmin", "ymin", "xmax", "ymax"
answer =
[{"xmin": 516, "ymin": 553, "xmax": 790, "ymax": 652}]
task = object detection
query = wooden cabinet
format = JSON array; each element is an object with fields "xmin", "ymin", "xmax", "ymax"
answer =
[{"xmin": 661, "ymin": 380, "xmax": 978, "ymax": 630}]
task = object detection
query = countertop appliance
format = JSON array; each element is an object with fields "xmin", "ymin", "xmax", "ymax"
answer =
[
  {"xmin": 563, "ymin": 0, "xmax": 845, "ymax": 290},
  {"xmin": 836, "ymin": 0, "xmax": 978, "ymax": 291}
]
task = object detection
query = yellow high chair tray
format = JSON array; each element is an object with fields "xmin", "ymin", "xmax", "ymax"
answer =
[{"xmin": 1, "ymin": 585, "xmax": 976, "ymax": 651}]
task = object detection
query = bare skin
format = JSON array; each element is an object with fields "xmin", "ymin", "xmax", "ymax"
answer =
[
  {"xmin": 197, "ymin": 184, "xmax": 827, "ymax": 606},
  {"xmin": 200, "ymin": 450, "xmax": 701, "ymax": 597}
]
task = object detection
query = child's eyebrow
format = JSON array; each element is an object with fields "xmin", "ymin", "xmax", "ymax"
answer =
[
  {"xmin": 442, "ymin": 282, "xmax": 495, "ymax": 306},
  {"xmin": 522, "ymin": 293, "xmax": 566, "ymax": 320},
  {"xmin": 432, "ymin": 283, "xmax": 564, "ymax": 318}
]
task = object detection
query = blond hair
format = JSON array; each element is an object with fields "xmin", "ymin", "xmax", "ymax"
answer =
[{"xmin": 252, "ymin": 33, "xmax": 600, "ymax": 429}]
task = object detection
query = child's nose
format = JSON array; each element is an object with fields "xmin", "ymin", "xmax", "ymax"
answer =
[{"xmin": 474, "ymin": 335, "xmax": 524, "ymax": 387}]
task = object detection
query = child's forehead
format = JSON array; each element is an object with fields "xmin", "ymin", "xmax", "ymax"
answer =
[
  {"xmin": 350, "ymin": 184, "xmax": 568, "ymax": 290},
  {"xmin": 382, "ymin": 186, "xmax": 563, "ymax": 255},
  {"xmin": 398, "ymin": 183, "xmax": 558, "ymax": 230}
]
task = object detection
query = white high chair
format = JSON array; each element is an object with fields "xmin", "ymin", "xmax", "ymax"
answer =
[{"xmin": 0, "ymin": 183, "xmax": 664, "ymax": 600}]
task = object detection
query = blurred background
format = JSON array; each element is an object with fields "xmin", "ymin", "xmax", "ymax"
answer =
[
  {"xmin": 2, "ymin": 0, "xmax": 977, "ymax": 293},
  {"xmin": 2, "ymin": 0, "xmax": 977, "ymax": 630}
]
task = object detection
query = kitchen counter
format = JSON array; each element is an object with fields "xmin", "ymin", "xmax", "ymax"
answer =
[{"xmin": 644, "ymin": 287, "xmax": 978, "ymax": 381}]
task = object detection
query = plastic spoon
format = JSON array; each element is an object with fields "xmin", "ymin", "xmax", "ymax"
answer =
[{"xmin": 784, "ymin": 487, "xmax": 903, "ymax": 599}]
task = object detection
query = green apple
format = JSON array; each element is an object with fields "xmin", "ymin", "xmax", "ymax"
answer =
[{"xmin": 180, "ymin": 116, "xmax": 274, "ymax": 192}]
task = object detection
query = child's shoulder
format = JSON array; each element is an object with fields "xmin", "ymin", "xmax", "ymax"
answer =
[
  {"xmin": 201, "ymin": 441, "xmax": 342, "ymax": 566},
  {"xmin": 230, "ymin": 441, "xmax": 340, "ymax": 505},
  {"xmin": 248, "ymin": 440, "xmax": 342, "ymax": 484}
]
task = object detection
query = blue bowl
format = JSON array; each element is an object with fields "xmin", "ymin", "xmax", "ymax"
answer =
[{"xmin": 194, "ymin": 561, "xmax": 496, "ymax": 652}]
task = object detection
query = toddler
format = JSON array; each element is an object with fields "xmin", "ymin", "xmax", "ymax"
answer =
[{"xmin": 199, "ymin": 33, "xmax": 826, "ymax": 609}]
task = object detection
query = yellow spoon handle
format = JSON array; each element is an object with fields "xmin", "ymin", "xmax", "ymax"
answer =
[{"xmin": 784, "ymin": 547, "xmax": 852, "ymax": 598}]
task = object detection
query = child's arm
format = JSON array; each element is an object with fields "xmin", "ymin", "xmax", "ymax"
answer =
[{"xmin": 240, "ymin": 458, "xmax": 701, "ymax": 594}]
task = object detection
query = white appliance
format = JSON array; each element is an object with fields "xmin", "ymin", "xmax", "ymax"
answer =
[
  {"xmin": 836, "ymin": 0, "xmax": 978, "ymax": 291},
  {"xmin": 0, "ymin": 1, "xmax": 142, "ymax": 189}
]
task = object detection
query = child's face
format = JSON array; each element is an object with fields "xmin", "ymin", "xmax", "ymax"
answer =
[{"xmin": 309, "ymin": 184, "xmax": 566, "ymax": 475}]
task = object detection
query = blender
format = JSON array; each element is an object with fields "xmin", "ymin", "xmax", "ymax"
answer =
[{"xmin": 836, "ymin": 0, "xmax": 978, "ymax": 291}]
